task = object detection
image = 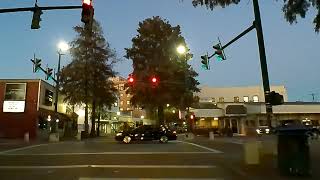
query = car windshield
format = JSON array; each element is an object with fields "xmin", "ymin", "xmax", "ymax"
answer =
[{"xmin": 1, "ymin": 0, "xmax": 319, "ymax": 179}]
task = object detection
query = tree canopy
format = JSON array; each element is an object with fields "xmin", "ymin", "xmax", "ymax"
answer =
[
  {"xmin": 125, "ymin": 16, "xmax": 200, "ymax": 124},
  {"xmin": 191, "ymin": 0, "xmax": 320, "ymax": 32},
  {"xmin": 60, "ymin": 20, "xmax": 118, "ymax": 135}
]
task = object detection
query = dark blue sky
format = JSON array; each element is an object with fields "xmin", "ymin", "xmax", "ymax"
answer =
[{"xmin": 1, "ymin": 0, "xmax": 319, "ymax": 101}]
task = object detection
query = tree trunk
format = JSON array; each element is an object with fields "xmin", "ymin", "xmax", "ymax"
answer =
[
  {"xmin": 90, "ymin": 99, "xmax": 96, "ymax": 137},
  {"xmin": 158, "ymin": 105, "xmax": 164, "ymax": 126},
  {"xmin": 84, "ymin": 102, "xmax": 89, "ymax": 135},
  {"xmin": 96, "ymin": 105, "xmax": 101, "ymax": 137}
]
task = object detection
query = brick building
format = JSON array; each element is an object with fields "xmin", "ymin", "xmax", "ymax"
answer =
[{"xmin": 0, "ymin": 79, "xmax": 72, "ymax": 138}]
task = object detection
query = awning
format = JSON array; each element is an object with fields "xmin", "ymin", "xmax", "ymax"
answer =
[{"xmin": 226, "ymin": 105, "xmax": 247, "ymax": 116}]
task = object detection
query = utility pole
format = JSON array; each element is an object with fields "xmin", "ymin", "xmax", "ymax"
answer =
[{"xmin": 252, "ymin": 0, "xmax": 273, "ymax": 128}]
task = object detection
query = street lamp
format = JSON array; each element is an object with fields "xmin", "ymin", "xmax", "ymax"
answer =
[
  {"xmin": 52, "ymin": 40, "xmax": 69, "ymax": 133},
  {"xmin": 177, "ymin": 45, "xmax": 186, "ymax": 55}
]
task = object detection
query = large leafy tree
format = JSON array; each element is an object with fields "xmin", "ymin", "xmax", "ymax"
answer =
[
  {"xmin": 60, "ymin": 20, "xmax": 118, "ymax": 136},
  {"xmin": 125, "ymin": 16, "xmax": 200, "ymax": 125},
  {"xmin": 191, "ymin": 0, "xmax": 320, "ymax": 32}
]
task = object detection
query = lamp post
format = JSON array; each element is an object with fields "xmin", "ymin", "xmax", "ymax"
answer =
[
  {"xmin": 176, "ymin": 45, "xmax": 192, "ymax": 132},
  {"xmin": 52, "ymin": 41, "xmax": 69, "ymax": 133}
]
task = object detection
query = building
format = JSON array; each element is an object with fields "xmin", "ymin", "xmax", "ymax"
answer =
[
  {"xmin": 0, "ymin": 79, "xmax": 74, "ymax": 138},
  {"xmin": 191, "ymin": 85, "xmax": 320, "ymax": 135}
]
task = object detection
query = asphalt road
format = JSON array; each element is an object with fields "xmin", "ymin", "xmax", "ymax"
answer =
[
  {"xmin": 0, "ymin": 136, "xmax": 319, "ymax": 180},
  {"xmin": 0, "ymin": 138, "xmax": 247, "ymax": 180}
]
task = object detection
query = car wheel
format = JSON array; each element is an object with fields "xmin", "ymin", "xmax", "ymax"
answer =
[
  {"xmin": 123, "ymin": 136, "xmax": 131, "ymax": 144},
  {"xmin": 159, "ymin": 136, "xmax": 168, "ymax": 143}
]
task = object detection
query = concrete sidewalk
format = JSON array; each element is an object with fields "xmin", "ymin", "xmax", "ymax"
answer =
[{"xmin": 185, "ymin": 135, "xmax": 319, "ymax": 180}]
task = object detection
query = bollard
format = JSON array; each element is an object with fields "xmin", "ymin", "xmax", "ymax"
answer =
[
  {"xmin": 24, "ymin": 132, "xmax": 29, "ymax": 142},
  {"xmin": 209, "ymin": 131, "xmax": 214, "ymax": 140},
  {"xmin": 244, "ymin": 141, "xmax": 260, "ymax": 165}
]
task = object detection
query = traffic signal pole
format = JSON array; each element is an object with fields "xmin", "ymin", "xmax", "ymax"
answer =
[
  {"xmin": 203, "ymin": 0, "xmax": 273, "ymax": 128},
  {"xmin": 0, "ymin": 5, "xmax": 81, "ymax": 14},
  {"xmin": 252, "ymin": 0, "xmax": 273, "ymax": 128}
]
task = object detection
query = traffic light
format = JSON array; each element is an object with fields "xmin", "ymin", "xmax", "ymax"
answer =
[
  {"xmin": 128, "ymin": 77, "xmax": 134, "ymax": 83},
  {"xmin": 31, "ymin": 58, "xmax": 42, "ymax": 73},
  {"xmin": 150, "ymin": 76, "xmax": 159, "ymax": 88},
  {"xmin": 45, "ymin": 68, "xmax": 53, "ymax": 80},
  {"xmin": 81, "ymin": 0, "xmax": 94, "ymax": 25},
  {"xmin": 213, "ymin": 43, "xmax": 226, "ymax": 61},
  {"xmin": 200, "ymin": 54, "xmax": 210, "ymax": 70},
  {"xmin": 31, "ymin": 4, "xmax": 43, "ymax": 29},
  {"xmin": 267, "ymin": 91, "xmax": 284, "ymax": 106}
]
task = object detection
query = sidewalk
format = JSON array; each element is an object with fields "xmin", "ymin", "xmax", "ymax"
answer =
[{"xmin": 185, "ymin": 135, "xmax": 319, "ymax": 180}]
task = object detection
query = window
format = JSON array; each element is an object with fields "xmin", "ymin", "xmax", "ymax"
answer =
[
  {"xmin": 120, "ymin": 101, "xmax": 124, "ymax": 105},
  {"xmin": 127, "ymin": 94, "xmax": 131, "ymax": 98},
  {"xmin": 3, "ymin": 83, "xmax": 27, "ymax": 113},
  {"xmin": 4, "ymin": 83, "xmax": 26, "ymax": 101},
  {"xmin": 44, "ymin": 89, "xmax": 53, "ymax": 106},
  {"xmin": 211, "ymin": 98, "xmax": 215, "ymax": 103},
  {"xmin": 120, "ymin": 108, "xmax": 123, "ymax": 111},
  {"xmin": 253, "ymin": 95, "xmax": 259, "ymax": 102},
  {"xmin": 120, "ymin": 93, "xmax": 123, "ymax": 97},
  {"xmin": 234, "ymin": 96, "xmax": 240, "ymax": 102},
  {"xmin": 218, "ymin": 97, "xmax": 224, "ymax": 102},
  {"xmin": 114, "ymin": 102, "xmax": 118, "ymax": 107},
  {"xmin": 243, "ymin": 96, "xmax": 249, "ymax": 102},
  {"xmin": 127, "ymin": 100, "xmax": 130, "ymax": 105}
]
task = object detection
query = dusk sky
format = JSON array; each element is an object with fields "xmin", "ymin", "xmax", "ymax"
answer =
[{"xmin": 0, "ymin": 0, "xmax": 319, "ymax": 102}]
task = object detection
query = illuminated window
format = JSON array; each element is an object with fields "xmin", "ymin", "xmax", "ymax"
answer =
[
  {"xmin": 253, "ymin": 95, "xmax": 259, "ymax": 102},
  {"xmin": 234, "ymin": 96, "xmax": 240, "ymax": 102},
  {"xmin": 120, "ymin": 101, "xmax": 124, "ymax": 105},
  {"xmin": 120, "ymin": 93, "xmax": 123, "ymax": 97},
  {"xmin": 120, "ymin": 108, "xmax": 123, "ymax": 111},
  {"xmin": 127, "ymin": 101, "xmax": 130, "ymax": 105},
  {"xmin": 127, "ymin": 94, "xmax": 131, "ymax": 97},
  {"xmin": 114, "ymin": 102, "xmax": 118, "ymax": 107},
  {"xmin": 243, "ymin": 96, "xmax": 249, "ymax": 102}
]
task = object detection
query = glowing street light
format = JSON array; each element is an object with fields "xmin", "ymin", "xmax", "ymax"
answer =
[
  {"xmin": 177, "ymin": 45, "xmax": 186, "ymax": 55},
  {"xmin": 58, "ymin": 41, "xmax": 69, "ymax": 53}
]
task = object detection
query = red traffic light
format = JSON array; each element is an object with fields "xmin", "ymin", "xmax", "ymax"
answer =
[
  {"xmin": 151, "ymin": 77, "xmax": 157, "ymax": 83},
  {"xmin": 128, "ymin": 77, "xmax": 134, "ymax": 83},
  {"xmin": 83, "ymin": 0, "xmax": 92, "ymax": 6}
]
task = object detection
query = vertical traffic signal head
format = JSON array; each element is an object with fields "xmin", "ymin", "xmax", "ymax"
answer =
[
  {"xmin": 81, "ymin": 0, "xmax": 94, "ymax": 25},
  {"xmin": 213, "ymin": 43, "xmax": 226, "ymax": 61},
  {"xmin": 128, "ymin": 77, "xmax": 134, "ymax": 83},
  {"xmin": 200, "ymin": 54, "xmax": 209, "ymax": 70},
  {"xmin": 150, "ymin": 76, "xmax": 159, "ymax": 88},
  {"xmin": 31, "ymin": 4, "xmax": 43, "ymax": 29},
  {"xmin": 268, "ymin": 91, "xmax": 284, "ymax": 106},
  {"xmin": 31, "ymin": 58, "xmax": 42, "ymax": 73},
  {"xmin": 45, "ymin": 68, "xmax": 53, "ymax": 80}
]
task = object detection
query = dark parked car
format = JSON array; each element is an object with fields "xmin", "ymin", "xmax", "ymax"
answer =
[{"xmin": 115, "ymin": 125, "xmax": 177, "ymax": 143}]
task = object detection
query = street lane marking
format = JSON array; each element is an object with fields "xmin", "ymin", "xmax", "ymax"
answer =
[
  {"xmin": 79, "ymin": 178, "xmax": 222, "ymax": 180},
  {"xmin": 177, "ymin": 141, "xmax": 223, "ymax": 153},
  {"xmin": 0, "ymin": 151, "xmax": 217, "ymax": 156},
  {"xmin": 0, "ymin": 143, "xmax": 52, "ymax": 154},
  {"xmin": 0, "ymin": 165, "xmax": 216, "ymax": 169}
]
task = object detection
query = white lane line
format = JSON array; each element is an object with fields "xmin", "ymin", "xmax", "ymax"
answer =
[
  {"xmin": 0, "ymin": 143, "xmax": 52, "ymax": 154},
  {"xmin": 177, "ymin": 141, "xmax": 223, "ymax": 153},
  {"xmin": 79, "ymin": 178, "xmax": 222, "ymax": 180},
  {"xmin": 1, "ymin": 151, "xmax": 216, "ymax": 156},
  {"xmin": 0, "ymin": 165, "xmax": 216, "ymax": 169}
]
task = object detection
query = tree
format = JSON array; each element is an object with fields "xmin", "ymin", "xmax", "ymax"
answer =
[
  {"xmin": 60, "ymin": 20, "xmax": 118, "ymax": 136},
  {"xmin": 125, "ymin": 16, "xmax": 200, "ymax": 125},
  {"xmin": 190, "ymin": 0, "xmax": 320, "ymax": 32}
]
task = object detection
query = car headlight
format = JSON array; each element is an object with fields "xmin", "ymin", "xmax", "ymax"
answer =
[
  {"xmin": 135, "ymin": 134, "xmax": 139, "ymax": 137},
  {"xmin": 266, "ymin": 128, "xmax": 270, "ymax": 133},
  {"xmin": 116, "ymin": 132, "xmax": 122, "ymax": 136},
  {"xmin": 256, "ymin": 129, "xmax": 261, "ymax": 134}
]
